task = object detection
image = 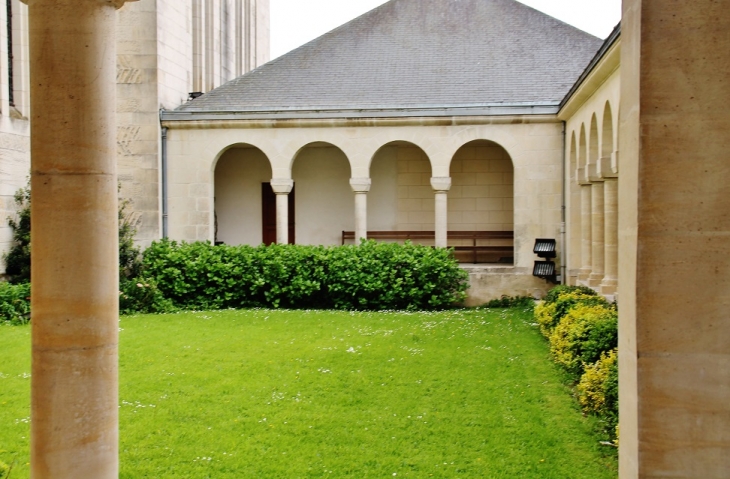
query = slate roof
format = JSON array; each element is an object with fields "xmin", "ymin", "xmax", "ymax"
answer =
[{"xmin": 175, "ymin": 0, "xmax": 603, "ymax": 116}]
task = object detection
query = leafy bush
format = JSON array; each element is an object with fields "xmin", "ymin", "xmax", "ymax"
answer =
[
  {"xmin": 543, "ymin": 284, "xmax": 597, "ymax": 304},
  {"xmin": 483, "ymin": 295, "xmax": 535, "ymax": 310},
  {"xmin": 0, "ymin": 281, "xmax": 30, "ymax": 325},
  {"xmin": 141, "ymin": 239, "xmax": 469, "ymax": 311},
  {"xmin": 4, "ymin": 183, "xmax": 31, "ymax": 283},
  {"xmin": 549, "ymin": 303, "xmax": 618, "ymax": 380},
  {"xmin": 119, "ymin": 277, "xmax": 175, "ymax": 315},
  {"xmin": 118, "ymin": 195, "xmax": 142, "ymax": 281},
  {"xmin": 536, "ymin": 289, "xmax": 610, "ymax": 338},
  {"xmin": 578, "ymin": 349, "xmax": 618, "ymax": 437}
]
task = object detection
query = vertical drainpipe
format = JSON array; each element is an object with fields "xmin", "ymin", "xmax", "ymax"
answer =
[
  {"xmin": 160, "ymin": 114, "xmax": 169, "ymax": 238},
  {"xmin": 560, "ymin": 121, "xmax": 567, "ymax": 284}
]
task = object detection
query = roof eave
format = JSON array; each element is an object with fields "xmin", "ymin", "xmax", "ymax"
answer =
[{"xmin": 161, "ymin": 102, "xmax": 561, "ymax": 123}]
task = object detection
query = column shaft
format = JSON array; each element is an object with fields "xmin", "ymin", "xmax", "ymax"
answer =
[
  {"xmin": 620, "ymin": 0, "xmax": 730, "ymax": 476},
  {"xmin": 354, "ymin": 193, "xmax": 367, "ymax": 242},
  {"xmin": 349, "ymin": 177, "xmax": 371, "ymax": 244},
  {"xmin": 579, "ymin": 184, "xmax": 592, "ymax": 281},
  {"xmin": 589, "ymin": 181, "xmax": 605, "ymax": 286},
  {"xmin": 600, "ymin": 179, "xmax": 618, "ymax": 295},
  {"xmin": 431, "ymin": 177, "xmax": 451, "ymax": 248},
  {"xmin": 434, "ymin": 192, "xmax": 448, "ymax": 248},
  {"xmin": 275, "ymin": 193, "xmax": 289, "ymax": 244},
  {"xmin": 28, "ymin": 1, "xmax": 131, "ymax": 477},
  {"xmin": 270, "ymin": 179, "xmax": 294, "ymax": 245}
]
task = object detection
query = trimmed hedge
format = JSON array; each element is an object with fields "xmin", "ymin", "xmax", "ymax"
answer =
[
  {"xmin": 535, "ymin": 285, "xmax": 618, "ymax": 440},
  {"xmin": 140, "ymin": 239, "xmax": 469, "ymax": 311},
  {"xmin": 0, "ymin": 281, "xmax": 30, "ymax": 325}
]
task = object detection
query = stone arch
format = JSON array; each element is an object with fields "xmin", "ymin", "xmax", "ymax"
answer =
[
  {"xmin": 213, "ymin": 143, "xmax": 273, "ymax": 246},
  {"xmin": 602, "ymin": 102, "xmax": 614, "ymax": 160},
  {"xmin": 568, "ymin": 131, "xmax": 582, "ymax": 282},
  {"xmin": 449, "ymin": 139, "xmax": 514, "ymax": 263},
  {"xmin": 589, "ymin": 113, "xmax": 600, "ymax": 166},
  {"xmin": 291, "ymin": 141, "xmax": 353, "ymax": 245},
  {"xmin": 579, "ymin": 123, "xmax": 587, "ymax": 170},
  {"xmin": 369, "ymin": 141, "xmax": 432, "ymax": 231}
]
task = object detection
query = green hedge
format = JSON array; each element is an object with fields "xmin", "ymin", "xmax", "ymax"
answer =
[
  {"xmin": 535, "ymin": 285, "xmax": 618, "ymax": 440},
  {"xmin": 140, "ymin": 239, "xmax": 469, "ymax": 311},
  {"xmin": 0, "ymin": 282, "xmax": 30, "ymax": 325}
]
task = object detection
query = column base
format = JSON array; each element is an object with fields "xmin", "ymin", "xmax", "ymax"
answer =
[
  {"xmin": 578, "ymin": 269, "xmax": 592, "ymax": 282},
  {"xmin": 600, "ymin": 276, "xmax": 618, "ymax": 296},
  {"xmin": 588, "ymin": 272, "xmax": 604, "ymax": 287}
]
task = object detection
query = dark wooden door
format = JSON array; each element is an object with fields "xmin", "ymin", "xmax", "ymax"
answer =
[{"xmin": 261, "ymin": 183, "xmax": 295, "ymax": 245}]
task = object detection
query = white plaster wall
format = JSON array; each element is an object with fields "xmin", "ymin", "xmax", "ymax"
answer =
[
  {"xmin": 368, "ymin": 146, "xmax": 398, "ymax": 231},
  {"xmin": 214, "ymin": 146, "xmax": 272, "ymax": 245},
  {"xmin": 292, "ymin": 145, "xmax": 353, "ymax": 245}
]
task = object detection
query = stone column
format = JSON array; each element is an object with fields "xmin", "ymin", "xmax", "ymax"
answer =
[
  {"xmin": 431, "ymin": 177, "xmax": 451, "ymax": 248},
  {"xmin": 27, "ymin": 1, "xmax": 137, "ymax": 478},
  {"xmin": 350, "ymin": 177, "xmax": 371, "ymax": 243},
  {"xmin": 588, "ymin": 179, "xmax": 605, "ymax": 287},
  {"xmin": 579, "ymin": 182, "xmax": 592, "ymax": 282},
  {"xmin": 270, "ymin": 179, "xmax": 294, "ymax": 244},
  {"xmin": 620, "ymin": 1, "xmax": 730, "ymax": 477},
  {"xmin": 600, "ymin": 178, "xmax": 618, "ymax": 295}
]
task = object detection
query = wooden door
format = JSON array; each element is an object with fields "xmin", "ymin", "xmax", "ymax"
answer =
[{"xmin": 261, "ymin": 183, "xmax": 295, "ymax": 245}]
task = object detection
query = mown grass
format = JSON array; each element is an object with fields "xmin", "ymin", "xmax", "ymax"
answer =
[{"xmin": 0, "ymin": 308, "xmax": 617, "ymax": 478}]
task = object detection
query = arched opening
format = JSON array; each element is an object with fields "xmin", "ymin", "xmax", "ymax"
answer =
[
  {"xmin": 292, "ymin": 142, "xmax": 352, "ymax": 245},
  {"xmin": 369, "ymin": 141, "xmax": 432, "ymax": 232},
  {"xmin": 213, "ymin": 144, "xmax": 272, "ymax": 245},
  {"xmin": 602, "ymin": 102, "xmax": 614, "ymax": 163},
  {"xmin": 569, "ymin": 132, "xmax": 582, "ymax": 284},
  {"xmin": 579, "ymin": 124, "xmax": 587, "ymax": 170},
  {"xmin": 449, "ymin": 140, "xmax": 514, "ymax": 263},
  {"xmin": 589, "ymin": 114, "xmax": 599, "ymax": 165}
]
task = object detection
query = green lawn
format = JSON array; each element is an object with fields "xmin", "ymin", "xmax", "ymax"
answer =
[{"xmin": 0, "ymin": 308, "xmax": 617, "ymax": 478}]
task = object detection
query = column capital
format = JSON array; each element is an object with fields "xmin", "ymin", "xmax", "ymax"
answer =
[
  {"xmin": 349, "ymin": 177, "xmax": 372, "ymax": 193},
  {"xmin": 21, "ymin": 0, "xmax": 139, "ymax": 7},
  {"xmin": 598, "ymin": 156, "xmax": 618, "ymax": 179},
  {"xmin": 430, "ymin": 176, "xmax": 452, "ymax": 192},
  {"xmin": 576, "ymin": 167, "xmax": 591, "ymax": 186},
  {"xmin": 587, "ymin": 163, "xmax": 604, "ymax": 182},
  {"xmin": 270, "ymin": 178, "xmax": 294, "ymax": 195}
]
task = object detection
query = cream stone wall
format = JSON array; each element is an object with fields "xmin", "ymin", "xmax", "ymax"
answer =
[
  {"xmin": 450, "ymin": 142, "xmax": 514, "ymax": 232},
  {"xmin": 117, "ymin": 0, "xmax": 270, "ymax": 248},
  {"xmin": 163, "ymin": 117, "xmax": 564, "ymax": 281},
  {"xmin": 0, "ymin": 0, "xmax": 30, "ymax": 270},
  {"xmin": 0, "ymin": 0, "xmax": 270, "ymax": 270},
  {"xmin": 560, "ymin": 40, "xmax": 620, "ymax": 291}
]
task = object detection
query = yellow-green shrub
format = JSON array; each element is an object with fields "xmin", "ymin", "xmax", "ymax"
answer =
[
  {"xmin": 549, "ymin": 303, "xmax": 618, "ymax": 379},
  {"xmin": 534, "ymin": 301, "xmax": 557, "ymax": 337},
  {"xmin": 536, "ymin": 288, "xmax": 609, "ymax": 338},
  {"xmin": 578, "ymin": 349, "xmax": 619, "ymax": 437}
]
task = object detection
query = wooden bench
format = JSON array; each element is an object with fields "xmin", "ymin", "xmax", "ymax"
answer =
[{"xmin": 341, "ymin": 230, "xmax": 514, "ymax": 264}]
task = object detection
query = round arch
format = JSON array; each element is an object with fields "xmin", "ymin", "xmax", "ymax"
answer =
[
  {"xmin": 589, "ymin": 113, "xmax": 600, "ymax": 165},
  {"xmin": 448, "ymin": 139, "xmax": 514, "ymax": 263},
  {"xmin": 213, "ymin": 143, "xmax": 273, "ymax": 246},
  {"xmin": 291, "ymin": 141, "xmax": 353, "ymax": 245},
  {"xmin": 369, "ymin": 140, "xmax": 432, "ymax": 232}
]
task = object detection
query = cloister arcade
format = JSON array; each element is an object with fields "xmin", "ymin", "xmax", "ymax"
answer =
[
  {"xmin": 560, "ymin": 40, "xmax": 620, "ymax": 297},
  {"xmin": 213, "ymin": 138, "xmax": 515, "ymax": 254},
  {"xmin": 163, "ymin": 120, "xmax": 561, "ymax": 298}
]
